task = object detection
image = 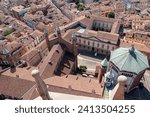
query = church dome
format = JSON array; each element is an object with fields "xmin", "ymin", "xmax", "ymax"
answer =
[{"xmin": 110, "ymin": 46, "xmax": 149, "ymax": 74}]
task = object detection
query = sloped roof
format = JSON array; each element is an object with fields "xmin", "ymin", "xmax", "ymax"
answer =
[
  {"xmin": 110, "ymin": 47, "xmax": 149, "ymax": 74},
  {"xmin": 0, "ymin": 75, "xmax": 35, "ymax": 98},
  {"xmin": 2, "ymin": 48, "xmax": 9, "ymax": 55}
]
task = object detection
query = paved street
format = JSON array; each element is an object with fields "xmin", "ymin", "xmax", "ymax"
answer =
[
  {"xmin": 78, "ymin": 55, "xmax": 98, "ymax": 71},
  {"xmin": 78, "ymin": 54, "xmax": 101, "ymax": 72},
  {"xmin": 77, "ymin": 49, "xmax": 108, "ymax": 72}
]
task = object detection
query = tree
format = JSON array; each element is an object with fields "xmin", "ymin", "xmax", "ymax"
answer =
[
  {"xmin": 77, "ymin": 3, "xmax": 86, "ymax": 11},
  {"xmin": 3, "ymin": 28, "xmax": 14, "ymax": 36},
  {"xmin": 79, "ymin": 66, "xmax": 87, "ymax": 72},
  {"xmin": 107, "ymin": 12, "xmax": 115, "ymax": 18}
]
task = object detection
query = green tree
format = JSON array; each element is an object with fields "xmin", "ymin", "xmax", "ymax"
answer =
[
  {"xmin": 3, "ymin": 28, "xmax": 14, "ymax": 36},
  {"xmin": 77, "ymin": 3, "xmax": 86, "ymax": 11},
  {"xmin": 79, "ymin": 66, "xmax": 87, "ymax": 72},
  {"xmin": 107, "ymin": 12, "xmax": 115, "ymax": 18}
]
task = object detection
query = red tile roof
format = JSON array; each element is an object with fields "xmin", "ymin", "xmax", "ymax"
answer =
[
  {"xmin": 44, "ymin": 75, "xmax": 104, "ymax": 97},
  {"xmin": 0, "ymin": 75, "xmax": 35, "ymax": 98},
  {"xmin": 38, "ymin": 44, "xmax": 64, "ymax": 78}
]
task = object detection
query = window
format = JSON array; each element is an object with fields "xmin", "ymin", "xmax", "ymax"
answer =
[
  {"xmin": 79, "ymin": 39, "xmax": 81, "ymax": 43},
  {"xmin": 83, "ymin": 40, "xmax": 86, "ymax": 44},
  {"xmin": 88, "ymin": 41, "xmax": 90, "ymax": 45},
  {"xmin": 121, "ymin": 73, "xmax": 133, "ymax": 77},
  {"xmin": 102, "ymin": 44, "xmax": 104, "ymax": 48},
  {"xmin": 97, "ymin": 43, "xmax": 99, "ymax": 48},
  {"xmin": 107, "ymin": 45, "xmax": 109, "ymax": 50}
]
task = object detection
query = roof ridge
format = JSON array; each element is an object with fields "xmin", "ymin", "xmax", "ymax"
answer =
[
  {"xmin": 119, "ymin": 53, "xmax": 131, "ymax": 71},
  {"xmin": 110, "ymin": 50, "xmax": 129, "ymax": 60},
  {"xmin": 136, "ymin": 54, "xmax": 149, "ymax": 68}
]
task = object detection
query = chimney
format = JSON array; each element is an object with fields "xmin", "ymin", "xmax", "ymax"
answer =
[
  {"xmin": 31, "ymin": 69, "xmax": 52, "ymax": 100},
  {"xmin": 110, "ymin": 75, "xmax": 127, "ymax": 100}
]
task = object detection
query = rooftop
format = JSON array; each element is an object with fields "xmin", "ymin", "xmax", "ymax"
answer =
[
  {"xmin": 44, "ymin": 75, "xmax": 104, "ymax": 98},
  {"xmin": 38, "ymin": 44, "xmax": 64, "ymax": 78},
  {"xmin": 0, "ymin": 75, "xmax": 35, "ymax": 98},
  {"xmin": 110, "ymin": 46, "xmax": 149, "ymax": 74}
]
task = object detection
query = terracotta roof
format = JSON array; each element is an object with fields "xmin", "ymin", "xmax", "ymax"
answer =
[
  {"xmin": 6, "ymin": 41, "xmax": 22, "ymax": 53},
  {"xmin": 61, "ymin": 16, "xmax": 85, "ymax": 30},
  {"xmin": 111, "ymin": 21, "xmax": 121, "ymax": 33},
  {"xmin": 1, "ymin": 67, "xmax": 36, "ymax": 82},
  {"xmin": 91, "ymin": 16, "xmax": 117, "ymax": 24},
  {"xmin": 36, "ymin": 22, "xmax": 48, "ymax": 32},
  {"xmin": 30, "ymin": 30, "xmax": 44, "ymax": 40},
  {"xmin": 79, "ymin": 18, "xmax": 92, "ymax": 27},
  {"xmin": 11, "ymin": 5, "xmax": 25, "ymax": 12},
  {"xmin": 0, "ymin": 75, "xmax": 35, "ymax": 98},
  {"xmin": 35, "ymin": 40, "xmax": 47, "ymax": 52},
  {"xmin": 21, "ymin": 48, "xmax": 39, "ymax": 61},
  {"xmin": 56, "ymin": 52, "xmax": 75, "ymax": 76},
  {"xmin": 44, "ymin": 75, "xmax": 103, "ymax": 97},
  {"xmin": 76, "ymin": 29, "xmax": 119, "ymax": 44},
  {"xmin": 38, "ymin": 44, "xmax": 64, "ymax": 78},
  {"xmin": 120, "ymin": 40, "xmax": 150, "ymax": 53},
  {"xmin": 62, "ymin": 28, "xmax": 80, "ymax": 44}
]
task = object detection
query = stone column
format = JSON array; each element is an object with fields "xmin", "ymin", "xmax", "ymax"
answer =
[
  {"xmin": 110, "ymin": 75, "xmax": 127, "ymax": 100},
  {"xmin": 31, "ymin": 69, "xmax": 52, "ymax": 100}
]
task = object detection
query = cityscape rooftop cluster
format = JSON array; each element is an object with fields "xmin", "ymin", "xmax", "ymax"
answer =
[{"xmin": 0, "ymin": 0, "xmax": 150, "ymax": 100}]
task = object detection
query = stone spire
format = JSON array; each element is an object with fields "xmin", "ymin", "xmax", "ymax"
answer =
[
  {"xmin": 56, "ymin": 25, "xmax": 61, "ymax": 38},
  {"xmin": 44, "ymin": 29, "xmax": 51, "ymax": 51},
  {"xmin": 110, "ymin": 75, "xmax": 127, "ymax": 100},
  {"xmin": 98, "ymin": 58, "xmax": 107, "ymax": 83},
  {"xmin": 31, "ymin": 69, "xmax": 52, "ymax": 100},
  {"xmin": 101, "ymin": 58, "xmax": 108, "ymax": 68}
]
